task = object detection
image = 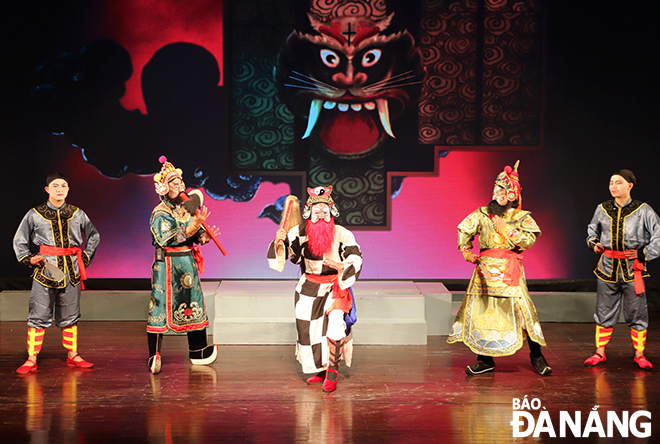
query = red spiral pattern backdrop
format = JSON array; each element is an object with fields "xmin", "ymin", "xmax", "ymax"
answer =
[
  {"xmin": 310, "ymin": 0, "xmax": 388, "ymax": 20},
  {"xmin": 419, "ymin": 0, "xmax": 544, "ymax": 147}
]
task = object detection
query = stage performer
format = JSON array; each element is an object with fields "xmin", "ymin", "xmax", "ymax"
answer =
[
  {"xmin": 13, "ymin": 172, "xmax": 100, "ymax": 374},
  {"xmin": 584, "ymin": 169, "xmax": 660, "ymax": 371},
  {"xmin": 447, "ymin": 162, "xmax": 552, "ymax": 376},
  {"xmin": 268, "ymin": 187, "xmax": 362, "ymax": 392},
  {"xmin": 148, "ymin": 156, "xmax": 218, "ymax": 374}
]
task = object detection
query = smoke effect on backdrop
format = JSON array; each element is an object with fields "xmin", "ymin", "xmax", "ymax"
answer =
[{"xmin": 2, "ymin": 1, "xmax": 660, "ymax": 284}]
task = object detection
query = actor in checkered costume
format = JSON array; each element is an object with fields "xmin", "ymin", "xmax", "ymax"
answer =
[{"xmin": 268, "ymin": 186, "xmax": 362, "ymax": 392}]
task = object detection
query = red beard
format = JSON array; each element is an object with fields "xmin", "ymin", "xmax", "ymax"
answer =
[{"xmin": 306, "ymin": 218, "xmax": 335, "ymax": 258}]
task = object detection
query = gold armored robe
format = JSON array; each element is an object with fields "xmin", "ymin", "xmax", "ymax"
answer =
[{"xmin": 447, "ymin": 207, "xmax": 545, "ymax": 356}]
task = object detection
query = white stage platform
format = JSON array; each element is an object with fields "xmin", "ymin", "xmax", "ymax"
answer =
[
  {"xmin": 212, "ymin": 280, "xmax": 451, "ymax": 345},
  {"xmin": 0, "ymin": 281, "xmax": 604, "ymax": 345},
  {"xmin": 0, "ymin": 282, "xmax": 218, "ymax": 334}
]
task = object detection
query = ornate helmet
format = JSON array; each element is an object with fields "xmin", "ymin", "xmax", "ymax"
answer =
[
  {"xmin": 153, "ymin": 156, "xmax": 183, "ymax": 196},
  {"xmin": 495, "ymin": 160, "xmax": 522, "ymax": 204},
  {"xmin": 302, "ymin": 186, "xmax": 340, "ymax": 219}
]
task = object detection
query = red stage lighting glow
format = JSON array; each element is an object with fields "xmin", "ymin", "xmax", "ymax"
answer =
[{"xmin": 107, "ymin": 0, "xmax": 224, "ymax": 113}]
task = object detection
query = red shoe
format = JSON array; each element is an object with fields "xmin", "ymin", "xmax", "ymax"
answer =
[
  {"xmin": 634, "ymin": 355, "xmax": 653, "ymax": 371},
  {"xmin": 584, "ymin": 352, "xmax": 606, "ymax": 367},
  {"xmin": 306, "ymin": 371, "xmax": 326, "ymax": 384},
  {"xmin": 67, "ymin": 355, "xmax": 94, "ymax": 369},
  {"xmin": 322, "ymin": 368, "xmax": 339, "ymax": 393},
  {"xmin": 16, "ymin": 360, "xmax": 37, "ymax": 374}
]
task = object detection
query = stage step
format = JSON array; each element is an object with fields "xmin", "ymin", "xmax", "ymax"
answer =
[
  {"xmin": 2, "ymin": 282, "xmax": 604, "ymax": 344},
  {"xmin": 212, "ymin": 280, "xmax": 453, "ymax": 345},
  {"xmin": 0, "ymin": 282, "xmax": 218, "ymax": 335}
]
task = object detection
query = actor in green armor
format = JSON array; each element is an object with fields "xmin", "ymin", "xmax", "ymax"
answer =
[{"xmin": 147, "ymin": 156, "xmax": 218, "ymax": 374}]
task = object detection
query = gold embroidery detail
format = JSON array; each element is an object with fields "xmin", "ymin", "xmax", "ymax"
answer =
[
  {"xmin": 181, "ymin": 272, "xmax": 195, "ymax": 289},
  {"xmin": 490, "ymin": 231, "xmax": 507, "ymax": 247},
  {"xmin": 172, "ymin": 302, "xmax": 205, "ymax": 324}
]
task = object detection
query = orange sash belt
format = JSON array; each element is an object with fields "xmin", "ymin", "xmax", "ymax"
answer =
[
  {"xmin": 39, "ymin": 245, "xmax": 86, "ymax": 288},
  {"xmin": 305, "ymin": 274, "xmax": 353, "ymax": 314},
  {"xmin": 479, "ymin": 249, "xmax": 524, "ymax": 287},
  {"xmin": 603, "ymin": 249, "xmax": 645, "ymax": 295},
  {"xmin": 163, "ymin": 246, "xmax": 205, "ymax": 274}
]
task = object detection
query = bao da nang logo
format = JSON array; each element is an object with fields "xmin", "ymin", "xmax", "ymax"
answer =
[{"xmin": 511, "ymin": 396, "xmax": 651, "ymax": 438}]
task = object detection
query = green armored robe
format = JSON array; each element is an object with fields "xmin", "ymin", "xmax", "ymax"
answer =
[{"xmin": 148, "ymin": 199, "xmax": 208, "ymax": 333}]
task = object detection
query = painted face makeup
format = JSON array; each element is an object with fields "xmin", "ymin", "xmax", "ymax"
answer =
[
  {"xmin": 167, "ymin": 178, "xmax": 186, "ymax": 198},
  {"xmin": 609, "ymin": 175, "xmax": 632, "ymax": 200},
  {"xmin": 493, "ymin": 185, "xmax": 508, "ymax": 206},
  {"xmin": 45, "ymin": 179, "xmax": 69, "ymax": 205},
  {"xmin": 311, "ymin": 203, "xmax": 331, "ymax": 223}
]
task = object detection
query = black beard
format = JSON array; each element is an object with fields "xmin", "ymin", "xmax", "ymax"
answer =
[
  {"xmin": 487, "ymin": 200, "xmax": 508, "ymax": 217},
  {"xmin": 165, "ymin": 194, "xmax": 184, "ymax": 206}
]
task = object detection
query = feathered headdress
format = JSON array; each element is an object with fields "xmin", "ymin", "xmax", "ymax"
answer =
[
  {"xmin": 153, "ymin": 156, "xmax": 183, "ymax": 196},
  {"xmin": 302, "ymin": 186, "xmax": 340, "ymax": 219},
  {"xmin": 495, "ymin": 160, "xmax": 522, "ymax": 206}
]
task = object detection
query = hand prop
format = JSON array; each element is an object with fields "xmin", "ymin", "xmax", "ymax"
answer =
[
  {"xmin": 182, "ymin": 192, "xmax": 202, "ymax": 217},
  {"xmin": 179, "ymin": 191, "xmax": 227, "ymax": 256},
  {"xmin": 38, "ymin": 259, "xmax": 65, "ymax": 281},
  {"xmin": 277, "ymin": 196, "xmax": 296, "ymax": 247}
]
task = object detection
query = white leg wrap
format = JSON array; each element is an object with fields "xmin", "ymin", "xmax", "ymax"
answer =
[{"xmin": 326, "ymin": 309, "xmax": 347, "ymax": 341}]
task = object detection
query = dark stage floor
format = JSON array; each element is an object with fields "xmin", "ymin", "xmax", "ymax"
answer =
[{"xmin": 1, "ymin": 319, "xmax": 658, "ymax": 443}]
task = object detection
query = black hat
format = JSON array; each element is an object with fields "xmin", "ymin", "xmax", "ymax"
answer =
[
  {"xmin": 46, "ymin": 172, "xmax": 68, "ymax": 186},
  {"xmin": 613, "ymin": 169, "xmax": 636, "ymax": 185}
]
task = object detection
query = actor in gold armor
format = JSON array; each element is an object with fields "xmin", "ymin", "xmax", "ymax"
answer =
[{"xmin": 447, "ymin": 162, "xmax": 552, "ymax": 376}]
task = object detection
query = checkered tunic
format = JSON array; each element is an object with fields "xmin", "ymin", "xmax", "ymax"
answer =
[{"xmin": 268, "ymin": 223, "xmax": 362, "ymax": 373}]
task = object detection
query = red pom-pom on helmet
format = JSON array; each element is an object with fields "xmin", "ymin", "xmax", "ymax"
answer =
[{"xmin": 159, "ymin": 156, "xmax": 167, "ymax": 164}]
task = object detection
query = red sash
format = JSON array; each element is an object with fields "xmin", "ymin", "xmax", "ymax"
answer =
[
  {"xmin": 39, "ymin": 245, "xmax": 86, "ymax": 289},
  {"xmin": 479, "ymin": 249, "xmax": 524, "ymax": 287},
  {"xmin": 603, "ymin": 249, "xmax": 645, "ymax": 295},
  {"xmin": 163, "ymin": 246, "xmax": 205, "ymax": 274},
  {"xmin": 305, "ymin": 274, "xmax": 352, "ymax": 314}
]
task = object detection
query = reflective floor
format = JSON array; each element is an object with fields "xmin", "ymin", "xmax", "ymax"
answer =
[{"xmin": 1, "ymin": 319, "xmax": 658, "ymax": 443}]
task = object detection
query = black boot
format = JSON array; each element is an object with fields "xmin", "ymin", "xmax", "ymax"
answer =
[
  {"xmin": 189, "ymin": 345, "xmax": 218, "ymax": 365},
  {"xmin": 466, "ymin": 355, "xmax": 495, "ymax": 375},
  {"xmin": 147, "ymin": 333, "xmax": 163, "ymax": 374},
  {"xmin": 187, "ymin": 330, "xmax": 218, "ymax": 365},
  {"xmin": 528, "ymin": 337, "xmax": 552, "ymax": 376}
]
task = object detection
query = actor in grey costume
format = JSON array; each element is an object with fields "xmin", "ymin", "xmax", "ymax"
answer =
[
  {"xmin": 13, "ymin": 172, "xmax": 100, "ymax": 374},
  {"xmin": 584, "ymin": 169, "xmax": 660, "ymax": 371}
]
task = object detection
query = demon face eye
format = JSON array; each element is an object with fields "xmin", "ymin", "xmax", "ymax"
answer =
[
  {"xmin": 320, "ymin": 49, "xmax": 340, "ymax": 68},
  {"xmin": 361, "ymin": 49, "xmax": 382, "ymax": 68}
]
